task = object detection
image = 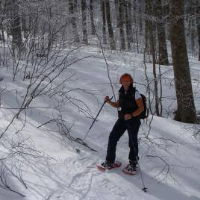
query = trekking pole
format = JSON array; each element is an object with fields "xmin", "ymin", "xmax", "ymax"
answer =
[
  {"xmin": 129, "ymin": 134, "xmax": 148, "ymax": 192},
  {"xmin": 135, "ymin": 156, "xmax": 148, "ymax": 192},
  {"xmin": 75, "ymin": 96, "xmax": 113, "ymax": 152},
  {"xmin": 82, "ymin": 96, "xmax": 113, "ymax": 141}
]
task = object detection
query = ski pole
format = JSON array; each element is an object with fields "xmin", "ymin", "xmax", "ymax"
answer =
[{"xmin": 82, "ymin": 96, "xmax": 113, "ymax": 141}]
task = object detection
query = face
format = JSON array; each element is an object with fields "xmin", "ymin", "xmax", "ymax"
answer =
[{"xmin": 121, "ymin": 78, "xmax": 132, "ymax": 90}]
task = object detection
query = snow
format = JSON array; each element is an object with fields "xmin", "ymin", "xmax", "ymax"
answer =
[{"xmin": 0, "ymin": 46, "xmax": 200, "ymax": 200}]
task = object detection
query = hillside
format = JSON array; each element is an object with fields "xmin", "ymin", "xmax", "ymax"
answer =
[{"xmin": 0, "ymin": 46, "xmax": 200, "ymax": 200}]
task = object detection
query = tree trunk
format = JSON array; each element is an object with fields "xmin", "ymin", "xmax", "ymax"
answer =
[
  {"xmin": 105, "ymin": 0, "xmax": 116, "ymax": 50},
  {"xmin": 133, "ymin": 0, "xmax": 140, "ymax": 53},
  {"xmin": 74, "ymin": 0, "xmax": 78, "ymax": 13},
  {"xmin": 69, "ymin": 0, "xmax": 80, "ymax": 42},
  {"xmin": 114, "ymin": 0, "xmax": 120, "ymax": 27},
  {"xmin": 124, "ymin": 0, "xmax": 133, "ymax": 50},
  {"xmin": 101, "ymin": 0, "xmax": 107, "ymax": 44},
  {"xmin": 118, "ymin": 0, "xmax": 126, "ymax": 50},
  {"xmin": 81, "ymin": 0, "xmax": 88, "ymax": 44},
  {"xmin": 9, "ymin": 0, "xmax": 22, "ymax": 51},
  {"xmin": 151, "ymin": 23, "xmax": 160, "ymax": 116},
  {"xmin": 21, "ymin": 16, "xmax": 29, "ymax": 39},
  {"xmin": 0, "ymin": 0, "xmax": 5, "ymax": 42},
  {"xmin": 155, "ymin": 0, "xmax": 169, "ymax": 65},
  {"xmin": 170, "ymin": 0, "xmax": 197, "ymax": 123},
  {"xmin": 197, "ymin": 2, "xmax": 200, "ymax": 61},
  {"xmin": 145, "ymin": 0, "xmax": 153, "ymax": 60},
  {"xmin": 89, "ymin": 0, "xmax": 96, "ymax": 35},
  {"xmin": 145, "ymin": 0, "xmax": 160, "ymax": 116},
  {"xmin": 138, "ymin": 0, "xmax": 143, "ymax": 35},
  {"xmin": 190, "ymin": 16, "xmax": 195, "ymax": 56}
]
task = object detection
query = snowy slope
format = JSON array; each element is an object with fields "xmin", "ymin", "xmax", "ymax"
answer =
[{"xmin": 0, "ymin": 46, "xmax": 200, "ymax": 200}]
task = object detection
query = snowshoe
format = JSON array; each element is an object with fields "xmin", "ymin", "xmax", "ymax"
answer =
[
  {"xmin": 97, "ymin": 161, "xmax": 122, "ymax": 171},
  {"xmin": 122, "ymin": 163, "xmax": 139, "ymax": 175}
]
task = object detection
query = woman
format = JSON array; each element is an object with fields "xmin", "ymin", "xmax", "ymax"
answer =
[{"xmin": 101, "ymin": 73, "xmax": 144, "ymax": 173}]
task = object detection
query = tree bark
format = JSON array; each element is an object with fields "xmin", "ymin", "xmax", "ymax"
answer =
[
  {"xmin": 21, "ymin": 16, "xmax": 29, "ymax": 39},
  {"xmin": 0, "ymin": 0, "xmax": 5, "ymax": 42},
  {"xmin": 118, "ymin": 0, "xmax": 126, "ymax": 50},
  {"xmin": 138, "ymin": 0, "xmax": 143, "ymax": 35},
  {"xmin": 101, "ymin": 0, "xmax": 107, "ymax": 44},
  {"xmin": 196, "ymin": 1, "xmax": 200, "ymax": 61},
  {"xmin": 145, "ymin": 0, "xmax": 160, "ymax": 116},
  {"xmin": 170, "ymin": 0, "xmax": 197, "ymax": 123},
  {"xmin": 89, "ymin": 0, "xmax": 96, "ymax": 35},
  {"xmin": 9, "ymin": 0, "xmax": 22, "ymax": 51},
  {"xmin": 145, "ymin": 0, "xmax": 153, "ymax": 59},
  {"xmin": 155, "ymin": 0, "xmax": 169, "ymax": 65},
  {"xmin": 105, "ymin": 0, "xmax": 116, "ymax": 50},
  {"xmin": 81, "ymin": 0, "xmax": 88, "ymax": 44},
  {"xmin": 114, "ymin": 0, "xmax": 120, "ymax": 27},
  {"xmin": 69, "ymin": 0, "xmax": 80, "ymax": 42},
  {"xmin": 125, "ymin": 0, "xmax": 133, "ymax": 50}
]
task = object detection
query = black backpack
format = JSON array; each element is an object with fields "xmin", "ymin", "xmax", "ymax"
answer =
[{"xmin": 138, "ymin": 93, "xmax": 148, "ymax": 119}]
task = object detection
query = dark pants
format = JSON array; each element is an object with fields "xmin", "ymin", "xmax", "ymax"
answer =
[{"xmin": 106, "ymin": 118, "xmax": 141, "ymax": 163}]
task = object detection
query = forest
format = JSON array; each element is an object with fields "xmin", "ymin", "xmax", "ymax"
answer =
[{"xmin": 0, "ymin": 0, "xmax": 200, "ymax": 199}]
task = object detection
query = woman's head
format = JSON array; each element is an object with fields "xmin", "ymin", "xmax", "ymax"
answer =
[{"xmin": 119, "ymin": 73, "xmax": 133, "ymax": 89}]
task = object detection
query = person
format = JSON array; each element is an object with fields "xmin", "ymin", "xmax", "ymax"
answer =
[{"xmin": 101, "ymin": 73, "xmax": 144, "ymax": 173}]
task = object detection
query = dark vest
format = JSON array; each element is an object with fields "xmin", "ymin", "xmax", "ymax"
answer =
[{"xmin": 118, "ymin": 85, "xmax": 138, "ymax": 119}]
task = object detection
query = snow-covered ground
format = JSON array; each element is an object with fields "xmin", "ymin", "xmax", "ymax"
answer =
[{"xmin": 0, "ymin": 46, "xmax": 200, "ymax": 200}]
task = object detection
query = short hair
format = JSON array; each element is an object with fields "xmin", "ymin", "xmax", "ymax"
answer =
[{"xmin": 119, "ymin": 73, "xmax": 133, "ymax": 84}]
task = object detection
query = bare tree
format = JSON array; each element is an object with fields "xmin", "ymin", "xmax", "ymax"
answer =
[
  {"xmin": 89, "ymin": 0, "xmax": 96, "ymax": 35},
  {"xmin": 124, "ymin": 0, "xmax": 133, "ymax": 50},
  {"xmin": 169, "ymin": 0, "xmax": 197, "ymax": 123},
  {"xmin": 81, "ymin": 0, "xmax": 88, "ymax": 44},
  {"xmin": 101, "ymin": 0, "xmax": 107, "ymax": 44},
  {"xmin": 155, "ymin": 0, "xmax": 169, "ymax": 65},
  {"xmin": 118, "ymin": 0, "xmax": 126, "ymax": 50},
  {"xmin": 114, "ymin": 0, "xmax": 120, "ymax": 27},
  {"xmin": 69, "ymin": 0, "xmax": 80, "ymax": 42},
  {"xmin": 105, "ymin": 0, "xmax": 116, "ymax": 50},
  {"xmin": 8, "ymin": 0, "xmax": 22, "ymax": 53},
  {"xmin": 0, "ymin": 0, "xmax": 6, "ymax": 42},
  {"xmin": 145, "ymin": 0, "xmax": 161, "ymax": 116},
  {"xmin": 196, "ymin": 1, "xmax": 200, "ymax": 60}
]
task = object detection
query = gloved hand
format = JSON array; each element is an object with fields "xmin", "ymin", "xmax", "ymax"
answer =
[{"xmin": 104, "ymin": 96, "xmax": 110, "ymax": 102}]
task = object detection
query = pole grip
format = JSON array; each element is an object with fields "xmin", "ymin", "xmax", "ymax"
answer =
[{"xmin": 105, "ymin": 96, "xmax": 113, "ymax": 103}]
